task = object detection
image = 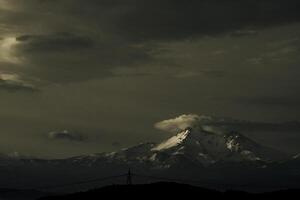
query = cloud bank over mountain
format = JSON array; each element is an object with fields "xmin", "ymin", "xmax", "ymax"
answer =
[
  {"xmin": 155, "ymin": 114, "xmax": 300, "ymax": 135},
  {"xmin": 155, "ymin": 114, "xmax": 203, "ymax": 133}
]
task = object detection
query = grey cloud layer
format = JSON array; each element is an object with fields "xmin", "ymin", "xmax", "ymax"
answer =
[
  {"xmin": 16, "ymin": 33, "xmax": 94, "ymax": 52},
  {"xmin": 0, "ymin": 78, "xmax": 38, "ymax": 92},
  {"xmin": 31, "ymin": 0, "xmax": 300, "ymax": 40},
  {"xmin": 1, "ymin": 0, "xmax": 300, "ymax": 84},
  {"xmin": 155, "ymin": 114, "xmax": 300, "ymax": 133},
  {"xmin": 12, "ymin": 1, "xmax": 300, "ymax": 42}
]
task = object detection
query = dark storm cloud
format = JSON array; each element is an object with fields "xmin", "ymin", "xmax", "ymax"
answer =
[
  {"xmin": 13, "ymin": 32, "xmax": 152, "ymax": 83},
  {"xmin": 16, "ymin": 32, "xmax": 94, "ymax": 52},
  {"xmin": 230, "ymin": 30, "xmax": 258, "ymax": 37},
  {"xmin": 114, "ymin": 0, "xmax": 300, "ymax": 40},
  {"xmin": 30, "ymin": 0, "xmax": 300, "ymax": 41},
  {"xmin": 238, "ymin": 96, "xmax": 300, "ymax": 108},
  {"xmin": 0, "ymin": 78, "xmax": 38, "ymax": 92},
  {"xmin": 48, "ymin": 130, "xmax": 86, "ymax": 142},
  {"xmin": 2, "ymin": 0, "xmax": 300, "ymax": 84}
]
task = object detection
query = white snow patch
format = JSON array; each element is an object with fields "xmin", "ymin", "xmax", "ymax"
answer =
[
  {"xmin": 226, "ymin": 136, "xmax": 240, "ymax": 152},
  {"xmin": 105, "ymin": 152, "xmax": 116, "ymax": 157},
  {"xmin": 198, "ymin": 153, "xmax": 209, "ymax": 159},
  {"xmin": 241, "ymin": 150, "xmax": 261, "ymax": 161},
  {"xmin": 293, "ymin": 154, "xmax": 300, "ymax": 159},
  {"xmin": 152, "ymin": 130, "xmax": 190, "ymax": 151},
  {"xmin": 149, "ymin": 153, "xmax": 157, "ymax": 161}
]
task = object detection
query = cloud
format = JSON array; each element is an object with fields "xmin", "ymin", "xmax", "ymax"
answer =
[
  {"xmin": 155, "ymin": 114, "xmax": 300, "ymax": 134},
  {"xmin": 154, "ymin": 114, "xmax": 201, "ymax": 133},
  {"xmin": 111, "ymin": 64, "xmax": 226, "ymax": 79},
  {"xmin": 230, "ymin": 30, "xmax": 258, "ymax": 37},
  {"xmin": 237, "ymin": 96, "xmax": 300, "ymax": 108},
  {"xmin": 0, "ymin": 0, "xmax": 13, "ymax": 10},
  {"xmin": 16, "ymin": 32, "xmax": 94, "ymax": 53},
  {"xmin": 114, "ymin": 0, "xmax": 300, "ymax": 41},
  {"xmin": 0, "ymin": 37, "xmax": 20, "ymax": 64},
  {"xmin": 48, "ymin": 130, "xmax": 86, "ymax": 142},
  {"xmin": 26, "ymin": 0, "xmax": 300, "ymax": 41},
  {"xmin": 0, "ymin": 73, "xmax": 38, "ymax": 92},
  {"xmin": 12, "ymin": 31, "xmax": 153, "ymax": 83},
  {"xmin": 0, "ymin": 0, "xmax": 299, "ymax": 86}
]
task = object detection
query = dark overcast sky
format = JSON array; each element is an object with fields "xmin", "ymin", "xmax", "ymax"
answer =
[{"xmin": 1, "ymin": 0, "xmax": 300, "ymax": 158}]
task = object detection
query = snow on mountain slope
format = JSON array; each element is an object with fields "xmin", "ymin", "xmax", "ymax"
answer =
[
  {"xmin": 57, "ymin": 116, "xmax": 287, "ymax": 169},
  {"xmin": 149, "ymin": 124, "xmax": 287, "ymax": 167},
  {"xmin": 0, "ymin": 114, "xmax": 298, "ymax": 192},
  {"xmin": 293, "ymin": 154, "xmax": 300, "ymax": 159},
  {"xmin": 0, "ymin": 115, "xmax": 289, "ymax": 170},
  {"xmin": 152, "ymin": 130, "xmax": 190, "ymax": 151}
]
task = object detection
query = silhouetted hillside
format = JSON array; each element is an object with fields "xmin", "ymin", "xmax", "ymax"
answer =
[
  {"xmin": 0, "ymin": 188, "xmax": 51, "ymax": 200},
  {"xmin": 39, "ymin": 182, "xmax": 300, "ymax": 200}
]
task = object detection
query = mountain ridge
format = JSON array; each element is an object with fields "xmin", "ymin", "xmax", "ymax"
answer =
[{"xmin": 0, "ymin": 115, "xmax": 299, "ymax": 192}]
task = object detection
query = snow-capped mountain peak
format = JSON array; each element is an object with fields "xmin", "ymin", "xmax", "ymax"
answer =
[{"xmin": 150, "ymin": 125, "xmax": 287, "ymax": 166}]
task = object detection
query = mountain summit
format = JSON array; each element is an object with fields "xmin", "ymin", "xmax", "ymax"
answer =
[
  {"xmin": 81, "ymin": 115, "xmax": 288, "ymax": 170},
  {"xmin": 150, "ymin": 126, "xmax": 287, "ymax": 167},
  {"xmin": 0, "ymin": 115, "xmax": 298, "ymax": 192}
]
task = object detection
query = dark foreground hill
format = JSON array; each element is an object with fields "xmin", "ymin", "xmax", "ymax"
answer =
[
  {"xmin": 0, "ymin": 188, "xmax": 51, "ymax": 200},
  {"xmin": 39, "ymin": 182, "xmax": 300, "ymax": 200}
]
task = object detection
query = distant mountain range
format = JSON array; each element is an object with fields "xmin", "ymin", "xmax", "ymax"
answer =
[{"xmin": 0, "ymin": 115, "xmax": 300, "ymax": 193}]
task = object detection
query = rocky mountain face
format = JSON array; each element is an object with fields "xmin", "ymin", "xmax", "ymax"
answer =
[{"xmin": 0, "ymin": 116, "xmax": 299, "ymax": 192}]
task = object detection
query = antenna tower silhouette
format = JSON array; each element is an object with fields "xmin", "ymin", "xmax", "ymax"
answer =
[{"xmin": 126, "ymin": 169, "xmax": 132, "ymax": 185}]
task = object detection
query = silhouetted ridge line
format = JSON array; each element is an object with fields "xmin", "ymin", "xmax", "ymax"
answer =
[
  {"xmin": 34, "ymin": 172, "xmax": 204, "ymax": 190},
  {"xmin": 33, "ymin": 172, "xmax": 218, "ymax": 190},
  {"xmin": 35, "ymin": 174, "xmax": 127, "ymax": 190},
  {"xmin": 132, "ymin": 173, "xmax": 205, "ymax": 184},
  {"xmin": 38, "ymin": 183, "xmax": 300, "ymax": 200},
  {"xmin": 30, "ymin": 171, "xmax": 269, "ymax": 191}
]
